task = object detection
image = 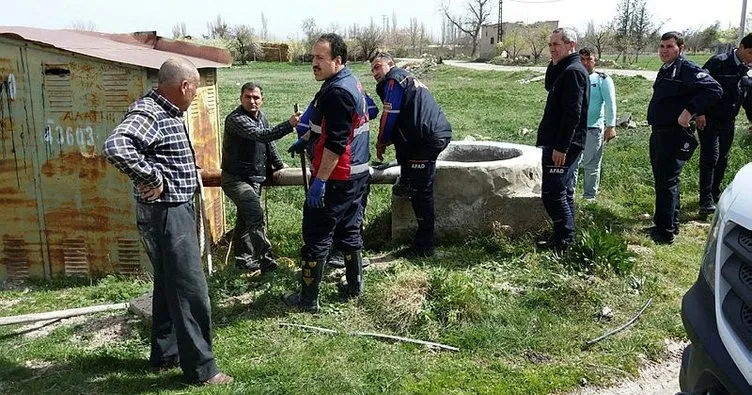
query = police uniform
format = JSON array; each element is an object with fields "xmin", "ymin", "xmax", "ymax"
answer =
[
  {"xmin": 698, "ymin": 51, "xmax": 752, "ymax": 209},
  {"xmin": 296, "ymin": 95, "xmax": 379, "ymax": 268},
  {"xmin": 291, "ymin": 67, "xmax": 371, "ymax": 311},
  {"xmin": 376, "ymin": 67, "xmax": 452, "ymax": 255},
  {"xmin": 647, "ymin": 56, "xmax": 722, "ymax": 242}
]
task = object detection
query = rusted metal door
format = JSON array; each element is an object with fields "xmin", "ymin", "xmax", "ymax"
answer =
[
  {"xmin": 27, "ymin": 49, "xmax": 149, "ymax": 278},
  {"xmin": 0, "ymin": 41, "xmax": 48, "ymax": 280},
  {"xmin": 186, "ymin": 69, "xmax": 225, "ymax": 244}
]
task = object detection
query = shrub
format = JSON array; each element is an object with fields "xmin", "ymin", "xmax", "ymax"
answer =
[
  {"xmin": 557, "ymin": 228, "xmax": 637, "ymax": 276},
  {"xmin": 426, "ymin": 269, "xmax": 490, "ymax": 326}
]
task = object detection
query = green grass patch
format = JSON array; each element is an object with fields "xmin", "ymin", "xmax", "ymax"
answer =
[{"xmin": 2, "ymin": 60, "xmax": 748, "ymax": 394}]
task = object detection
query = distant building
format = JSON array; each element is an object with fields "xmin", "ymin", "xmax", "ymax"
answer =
[{"xmin": 479, "ymin": 20, "xmax": 559, "ymax": 59}]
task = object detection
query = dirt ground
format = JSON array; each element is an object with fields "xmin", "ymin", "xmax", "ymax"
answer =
[{"xmin": 571, "ymin": 340, "xmax": 685, "ymax": 395}]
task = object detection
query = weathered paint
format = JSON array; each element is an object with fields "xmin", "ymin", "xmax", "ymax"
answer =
[{"xmin": 0, "ymin": 35, "xmax": 226, "ymax": 281}]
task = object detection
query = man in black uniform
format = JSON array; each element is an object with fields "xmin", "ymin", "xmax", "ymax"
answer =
[
  {"xmin": 284, "ymin": 33, "xmax": 371, "ymax": 312},
  {"xmin": 647, "ymin": 31, "xmax": 722, "ymax": 244},
  {"xmin": 369, "ymin": 51, "xmax": 453, "ymax": 258},
  {"xmin": 222, "ymin": 82, "xmax": 301, "ymax": 272},
  {"xmin": 695, "ymin": 33, "xmax": 752, "ymax": 215},
  {"xmin": 536, "ymin": 28, "xmax": 589, "ymax": 250}
]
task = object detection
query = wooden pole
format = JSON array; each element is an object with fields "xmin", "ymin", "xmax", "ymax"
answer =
[{"xmin": 0, "ymin": 303, "xmax": 129, "ymax": 326}]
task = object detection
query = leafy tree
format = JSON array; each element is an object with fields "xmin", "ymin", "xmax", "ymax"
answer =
[
  {"xmin": 503, "ymin": 28, "xmax": 526, "ymax": 58},
  {"xmin": 229, "ymin": 25, "xmax": 262, "ymax": 64},
  {"xmin": 525, "ymin": 24, "xmax": 552, "ymax": 63}
]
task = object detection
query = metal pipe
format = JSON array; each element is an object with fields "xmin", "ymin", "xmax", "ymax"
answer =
[{"xmin": 199, "ymin": 166, "xmax": 400, "ymax": 188}]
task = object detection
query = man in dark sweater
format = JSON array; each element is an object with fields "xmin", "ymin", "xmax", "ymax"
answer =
[
  {"xmin": 221, "ymin": 82, "xmax": 301, "ymax": 271},
  {"xmin": 695, "ymin": 33, "xmax": 752, "ymax": 215},
  {"xmin": 536, "ymin": 27, "xmax": 590, "ymax": 249}
]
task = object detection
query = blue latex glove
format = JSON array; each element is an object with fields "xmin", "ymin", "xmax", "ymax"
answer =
[
  {"xmin": 288, "ymin": 137, "xmax": 308, "ymax": 157},
  {"xmin": 306, "ymin": 178, "xmax": 326, "ymax": 208}
]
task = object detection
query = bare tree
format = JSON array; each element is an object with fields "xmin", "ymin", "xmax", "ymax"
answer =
[
  {"xmin": 613, "ymin": 0, "xmax": 633, "ymax": 63},
  {"xmin": 302, "ymin": 18, "xmax": 322, "ymax": 51},
  {"xmin": 525, "ymin": 24, "xmax": 552, "ymax": 63},
  {"xmin": 261, "ymin": 12, "xmax": 269, "ymax": 41},
  {"xmin": 172, "ymin": 22, "xmax": 188, "ymax": 39},
  {"xmin": 409, "ymin": 17, "xmax": 421, "ymax": 54},
  {"xmin": 441, "ymin": 0, "xmax": 493, "ymax": 58},
  {"xmin": 583, "ymin": 21, "xmax": 613, "ymax": 59},
  {"xmin": 327, "ymin": 22, "xmax": 342, "ymax": 36},
  {"xmin": 630, "ymin": 0, "xmax": 660, "ymax": 63},
  {"xmin": 207, "ymin": 15, "xmax": 229, "ymax": 39},
  {"xmin": 353, "ymin": 23, "xmax": 385, "ymax": 60},
  {"xmin": 69, "ymin": 20, "xmax": 97, "ymax": 31}
]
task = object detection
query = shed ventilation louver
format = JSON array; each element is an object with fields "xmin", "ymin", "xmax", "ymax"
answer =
[
  {"xmin": 44, "ymin": 64, "xmax": 73, "ymax": 112},
  {"xmin": 63, "ymin": 237, "xmax": 89, "ymax": 276},
  {"xmin": 116, "ymin": 238, "xmax": 141, "ymax": 275},
  {"xmin": 3, "ymin": 237, "xmax": 29, "ymax": 280},
  {"xmin": 102, "ymin": 70, "xmax": 130, "ymax": 112}
]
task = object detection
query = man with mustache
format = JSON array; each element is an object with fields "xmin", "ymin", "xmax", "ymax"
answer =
[{"xmin": 285, "ymin": 33, "xmax": 371, "ymax": 313}]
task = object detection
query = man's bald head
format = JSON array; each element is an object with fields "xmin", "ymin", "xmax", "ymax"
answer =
[
  {"xmin": 158, "ymin": 57, "xmax": 199, "ymax": 87},
  {"xmin": 156, "ymin": 57, "xmax": 200, "ymax": 111}
]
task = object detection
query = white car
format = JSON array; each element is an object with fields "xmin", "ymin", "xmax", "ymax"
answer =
[{"xmin": 680, "ymin": 163, "xmax": 752, "ymax": 394}]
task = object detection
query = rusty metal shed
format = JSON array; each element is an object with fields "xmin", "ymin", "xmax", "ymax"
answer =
[{"xmin": 0, "ymin": 26, "xmax": 231, "ymax": 281}]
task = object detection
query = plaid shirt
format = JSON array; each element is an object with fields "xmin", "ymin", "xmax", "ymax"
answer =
[{"xmin": 102, "ymin": 90, "xmax": 198, "ymax": 203}]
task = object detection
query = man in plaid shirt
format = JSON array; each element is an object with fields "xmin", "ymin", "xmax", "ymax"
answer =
[{"xmin": 102, "ymin": 57, "xmax": 232, "ymax": 385}]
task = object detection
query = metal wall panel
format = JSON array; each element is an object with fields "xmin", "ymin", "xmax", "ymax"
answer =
[
  {"xmin": 0, "ymin": 41, "xmax": 47, "ymax": 280},
  {"xmin": 0, "ymin": 37, "xmax": 225, "ymax": 281}
]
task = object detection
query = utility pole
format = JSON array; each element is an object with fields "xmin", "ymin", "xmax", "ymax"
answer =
[
  {"xmin": 497, "ymin": 0, "xmax": 503, "ymax": 43},
  {"xmin": 740, "ymin": 0, "xmax": 748, "ymax": 44}
]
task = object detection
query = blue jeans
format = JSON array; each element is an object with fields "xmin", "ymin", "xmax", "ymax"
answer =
[
  {"xmin": 136, "ymin": 201, "xmax": 218, "ymax": 382},
  {"xmin": 571, "ymin": 127, "xmax": 605, "ymax": 199}
]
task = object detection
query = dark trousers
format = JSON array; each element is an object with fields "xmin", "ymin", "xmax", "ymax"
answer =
[
  {"xmin": 698, "ymin": 121, "xmax": 735, "ymax": 204},
  {"xmin": 221, "ymin": 172, "xmax": 275, "ymax": 267},
  {"xmin": 136, "ymin": 201, "xmax": 218, "ymax": 383},
  {"xmin": 398, "ymin": 137, "xmax": 450, "ymax": 252},
  {"xmin": 650, "ymin": 127, "xmax": 689, "ymax": 236},
  {"xmin": 541, "ymin": 146, "xmax": 582, "ymax": 245},
  {"xmin": 302, "ymin": 174, "xmax": 369, "ymax": 260}
]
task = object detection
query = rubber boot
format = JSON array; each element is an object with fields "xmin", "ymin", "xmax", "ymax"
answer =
[
  {"xmin": 284, "ymin": 258, "xmax": 325, "ymax": 313},
  {"xmin": 341, "ymin": 250, "xmax": 364, "ymax": 298}
]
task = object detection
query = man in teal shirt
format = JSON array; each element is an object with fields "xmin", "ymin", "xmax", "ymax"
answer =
[{"xmin": 570, "ymin": 47, "xmax": 617, "ymax": 201}]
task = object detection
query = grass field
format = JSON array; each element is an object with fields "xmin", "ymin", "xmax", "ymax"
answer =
[
  {"xmin": 601, "ymin": 52, "xmax": 713, "ymax": 70},
  {"xmin": 2, "ymin": 61, "xmax": 752, "ymax": 394}
]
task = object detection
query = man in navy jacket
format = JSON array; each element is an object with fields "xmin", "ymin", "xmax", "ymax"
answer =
[{"xmin": 535, "ymin": 28, "xmax": 589, "ymax": 249}]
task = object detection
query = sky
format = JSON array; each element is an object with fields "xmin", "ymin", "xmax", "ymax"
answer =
[{"xmin": 1, "ymin": 0, "xmax": 748, "ymax": 41}]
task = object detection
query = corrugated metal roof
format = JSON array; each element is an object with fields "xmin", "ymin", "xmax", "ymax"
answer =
[{"xmin": 0, "ymin": 26, "xmax": 232, "ymax": 69}]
